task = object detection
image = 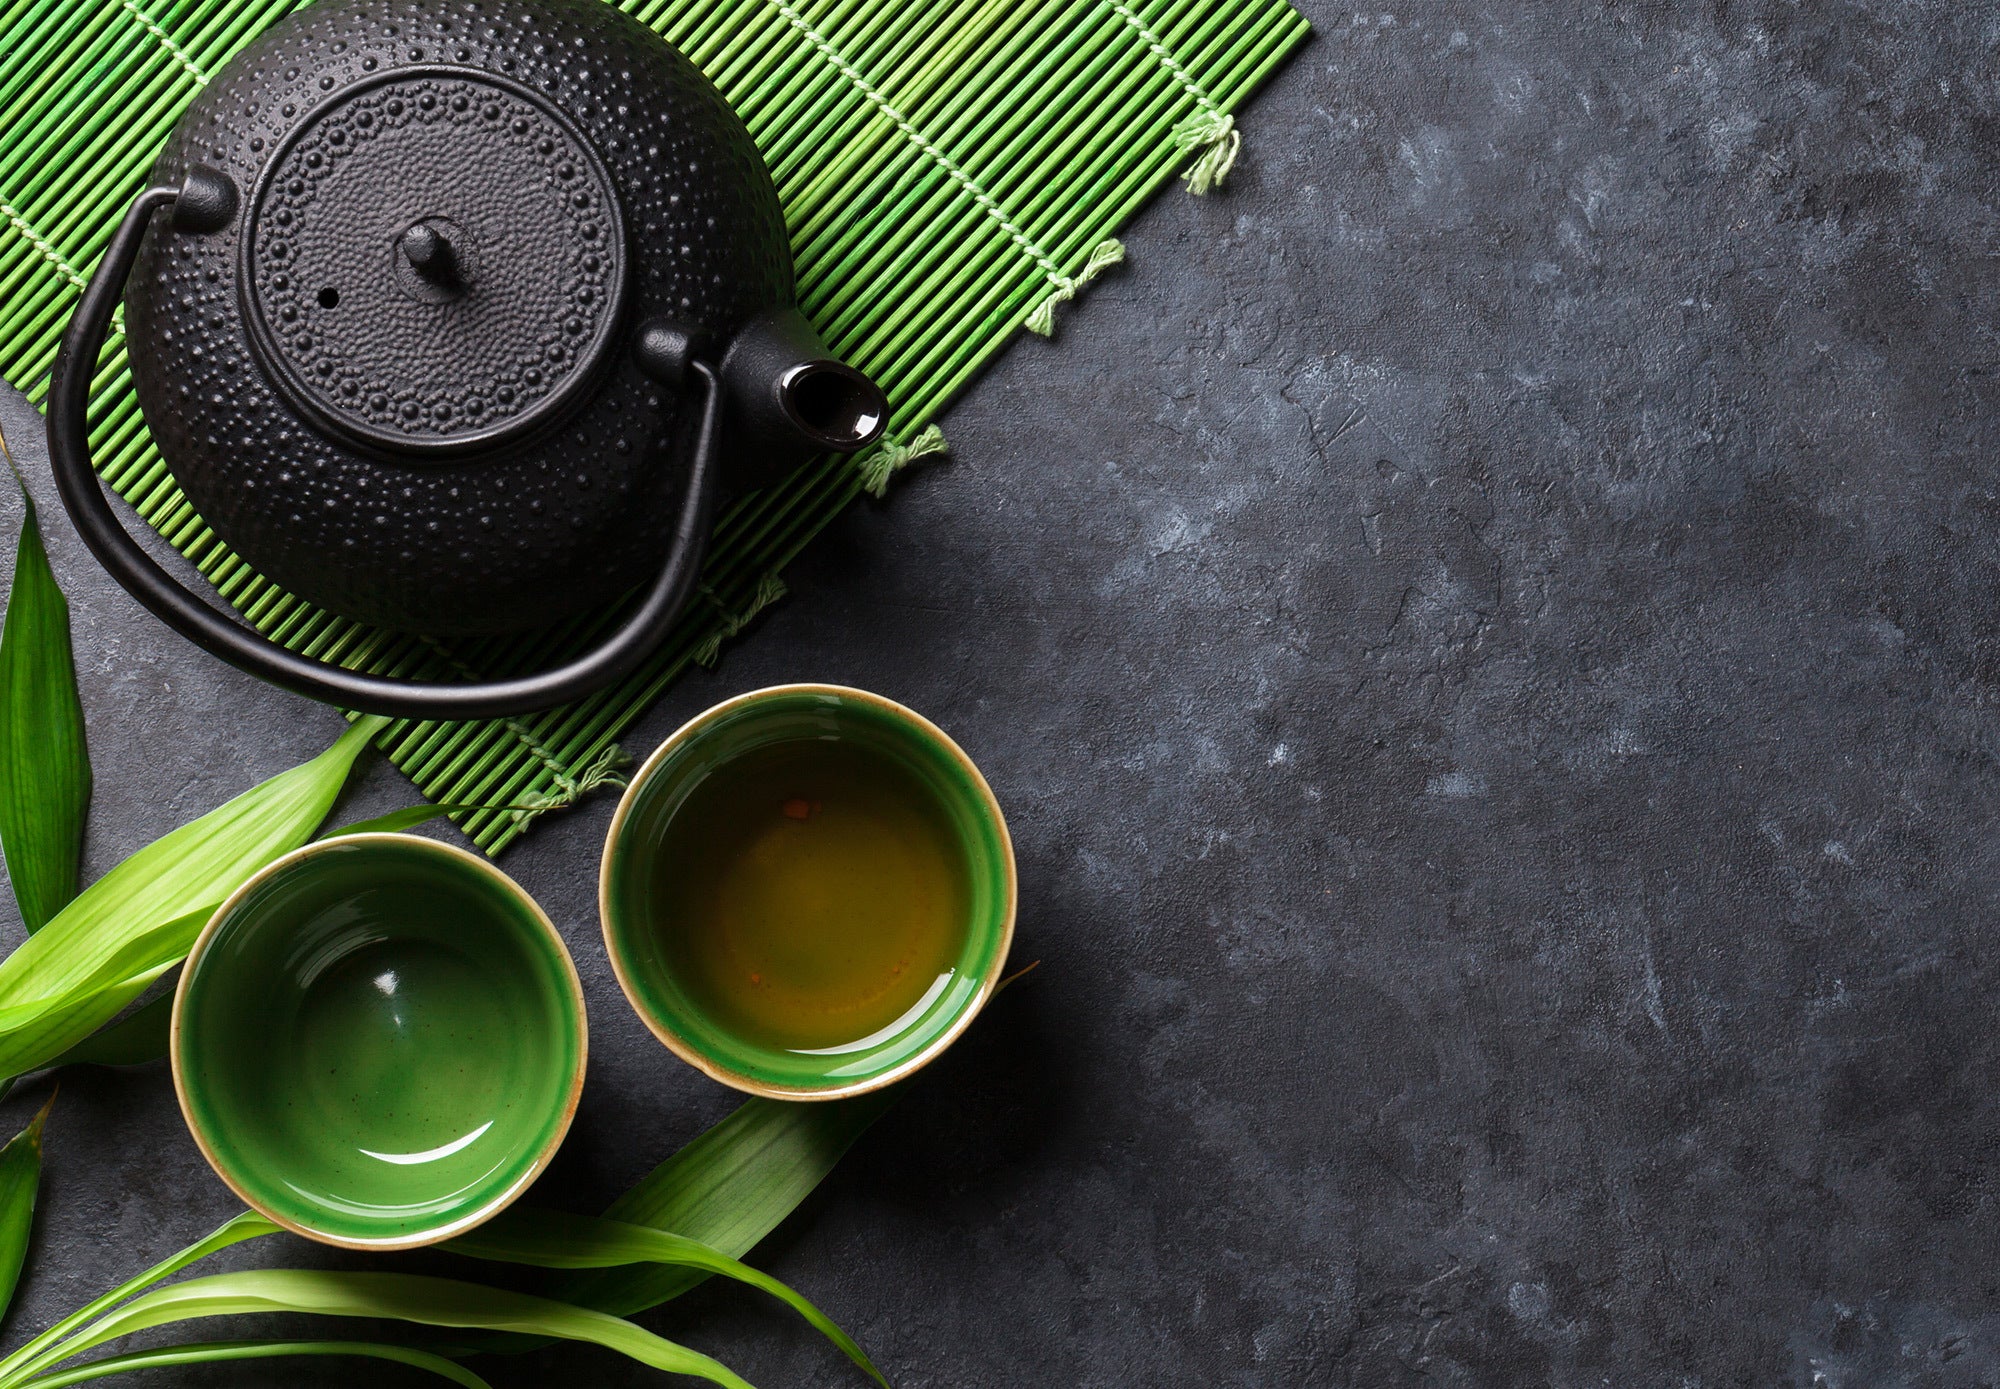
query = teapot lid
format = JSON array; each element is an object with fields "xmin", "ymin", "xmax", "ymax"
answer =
[{"xmin": 242, "ymin": 66, "xmax": 627, "ymax": 457}]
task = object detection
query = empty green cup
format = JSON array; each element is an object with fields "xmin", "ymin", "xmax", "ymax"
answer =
[
  {"xmin": 172, "ymin": 833, "xmax": 587, "ymax": 1250},
  {"xmin": 601, "ymin": 684, "xmax": 1016, "ymax": 1099}
]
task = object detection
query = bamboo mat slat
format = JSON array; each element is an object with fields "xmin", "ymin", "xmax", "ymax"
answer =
[{"xmin": 0, "ymin": 0, "xmax": 1308, "ymax": 853}]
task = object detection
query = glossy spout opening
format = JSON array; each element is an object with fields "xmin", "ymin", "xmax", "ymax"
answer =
[
  {"xmin": 719, "ymin": 307, "xmax": 887, "ymax": 470},
  {"xmin": 779, "ymin": 361, "xmax": 886, "ymax": 453}
]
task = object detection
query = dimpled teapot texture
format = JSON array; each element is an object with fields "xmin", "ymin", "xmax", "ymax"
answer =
[{"xmin": 125, "ymin": 0, "xmax": 793, "ymax": 634}]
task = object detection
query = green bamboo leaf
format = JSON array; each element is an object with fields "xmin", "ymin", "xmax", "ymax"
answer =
[
  {"xmin": 554, "ymin": 1092, "xmax": 892, "ymax": 1318},
  {"xmin": 9, "ymin": 1271, "xmax": 754, "ymax": 1389},
  {"xmin": 0, "ymin": 465, "xmax": 91, "ymax": 934},
  {"xmin": 0, "ymin": 718, "xmax": 386, "ymax": 1078},
  {"xmin": 447, "ymin": 1209, "xmax": 886, "ymax": 1386},
  {"xmin": 0, "ymin": 987, "xmax": 165, "ymax": 1109},
  {"xmin": 322, "ymin": 799, "xmax": 548, "ymax": 839},
  {"xmin": 0, "ymin": 910, "xmax": 207, "ymax": 1036},
  {"xmin": 539, "ymin": 968, "xmax": 1033, "ymax": 1334},
  {"xmin": 0, "ymin": 993, "xmax": 171, "ymax": 1104},
  {"xmin": 0, "ymin": 1091, "xmax": 54, "ymax": 1324},
  {"xmin": 16, "ymin": 1339, "xmax": 491, "ymax": 1389},
  {"xmin": 37, "ymin": 993, "xmax": 170, "ymax": 1071},
  {"xmin": 436, "ymin": 1093, "xmax": 892, "ymax": 1359},
  {"xmin": 322, "ymin": 804, "xmax": 466, "ymax": 837},
  {"xmin": 0, "ymin": 909, "xmax": 207, "ymax": 1082},
  {"xmin": 0, "ymin": 1213, "xmax": 280, "ymax": 1386}
]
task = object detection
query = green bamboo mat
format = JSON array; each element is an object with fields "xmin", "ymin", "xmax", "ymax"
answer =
[{"xmin": 0, "ymin": 0, "xmax": 1307, "ymax": 854}]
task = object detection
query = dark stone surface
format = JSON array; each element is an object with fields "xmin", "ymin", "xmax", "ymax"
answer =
[{"xmin": 2, "ymin": 2, "xmax": 1998, "ymax": 1383}]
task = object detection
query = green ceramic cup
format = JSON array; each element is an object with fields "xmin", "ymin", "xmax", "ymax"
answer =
[
  {"xmin": 601, "ymin": 684, "xmax": 1016, "ymax": 1100},
  {"xmin": 172, "ymin": 833, "xmax": 587, "ymax": 1250}
]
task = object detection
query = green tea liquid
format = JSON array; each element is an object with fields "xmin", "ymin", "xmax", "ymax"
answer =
[{"xmin": 654, "ymin": 737, "xmax": 970, "ymax": 1051}]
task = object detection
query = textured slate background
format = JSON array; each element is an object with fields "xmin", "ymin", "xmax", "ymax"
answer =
[{"xmin": 3, "ymin": 1, "xmax": 1999, "ymax": 1383}]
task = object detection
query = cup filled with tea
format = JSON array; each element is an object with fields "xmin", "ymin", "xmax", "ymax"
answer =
[{"xmin": 600, "ymin": 684, "xmax": 1016, "ymax": 1098}]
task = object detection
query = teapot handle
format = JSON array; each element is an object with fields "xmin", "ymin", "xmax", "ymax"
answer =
[{"xmin": 48, "ymin": 178, "xmax": 721, "ymax": 722}]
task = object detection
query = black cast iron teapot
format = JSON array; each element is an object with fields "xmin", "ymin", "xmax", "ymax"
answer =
[{"xmin": 47, "ymin": 0, "xmax": 885, "ymax": 720}]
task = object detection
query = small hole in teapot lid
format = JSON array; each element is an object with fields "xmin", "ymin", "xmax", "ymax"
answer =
[{"xmin": 318, "ymin": 286, "xmax": 340, "ymax": 309}]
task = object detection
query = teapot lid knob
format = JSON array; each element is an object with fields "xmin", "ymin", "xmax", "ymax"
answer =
[{"xmin": 399, "ymin": 222, "xmax": 462, "ymax": 290}]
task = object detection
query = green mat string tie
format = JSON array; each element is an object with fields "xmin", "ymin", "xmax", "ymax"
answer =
[
  {"xmin": 768, "ymin": 0, "xmax": 1115, "ymax": 335},
  {"xmin": 0, "ymin": 201, "xmax": 87, "ymax": 294},
  {"xmin": 416, "ymin": 635, "xmax": 629, "ymax": 820},
  {"xmin": 0, "ymin": 192, "xmax": 127, "ymax": 337},
  {"xmin": 1107, "ymin": 0, "xmax": 1242, "ymax": 194},
  {"xmin": 857, "ymin": 424, "xmax": 949, "ymax": 499},
  {"xmin": 1025, "ymin": 239, "xmax": 1127, "ymax": 337},
  {"xmin": 118, "ymin": 0, "xmax": 211, "ymax": 87},
  {"xmin": 693, "ymin": 571, "xmax": 789, "ymax": 668},
  {"xmin": 507, "ymin": 742, "xmax": 631, "ymax": 831}
]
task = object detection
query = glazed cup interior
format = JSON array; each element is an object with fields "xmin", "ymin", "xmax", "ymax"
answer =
[
  {"xmin": 601, "ymin": 684, "xmax": 1016, "ymax": 1099},
  {"xmin": 172, "ymin": 834, "xmax": 586, "ymax": 1250}
]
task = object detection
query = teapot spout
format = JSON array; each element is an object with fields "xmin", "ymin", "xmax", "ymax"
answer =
[{"xmin": 720, "ymin": 307, "xmax": 886, "ymax": 483}]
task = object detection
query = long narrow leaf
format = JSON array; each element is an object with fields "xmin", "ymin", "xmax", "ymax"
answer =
[
  {"xmin": 555, "ymin": 1094, "xmax": 892, "ymax": 1317},
  {"xmin": 0, "ymin": 910, "xmax": 207, "ymax": 1035},
  {"xmin": 0, "ymin": 1214, "xmax": 280, "ymax": 1385},
  {"xmin": 0, "ymin": 718, "xmax": 386, "ymax": 1077},
  {"xmin": 447, "ymin": 1209, "xmax": 885, "ymax": 1386},
  {"xmin": 323, "ymin": 800, "xmax": 546, "ymax": 839},
  {"xmin": 36, "ymin": 995, "xmax": 169, "ymax": 1071},
  {"xmin": 0, "ymin": 1092, "xmax": 54, "ymax": 1324},
  {"xmin": 0, "ymin": 994, "xmax": 172, "ymax": 1100},
  {"xmin": 13, "ymin": 1271, "xmax": 754, "ymax": 1389},
  {"xmin": 323, "ymin": 804, "xmax": 470, "ymax": 838},
  {"xmin": 0, "ymin": 987, "xmax": 164, "ymax": 1110},
  {"xmin": 535, "ymin": 971, "xmax": 1032, "ymax": 1343},
  {"xmin": 0, "ymin": 471, "xmax": 90, "ymax": 934},
  {"xmin": 17, "ymin": 1339, "xmax": 491, "ymax": 1389}
]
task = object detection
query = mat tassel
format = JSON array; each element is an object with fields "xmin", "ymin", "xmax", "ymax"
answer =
[
  {"xmin": 1026, "ymin": 238, "xmax": 1127, "ymax": 336},
  {"xmin": 858, "ymin": 424, "xmax": 949, "ymax": 499},
  {"xmin": 1171, "ymin": 109, "xmax": 1241, "ymax": 194},
  {"xmin": 694, "ymin": 571, "xmax": 790, "ymax": 668},
  {"xmin": 508, "ymin": 742, "xmax": 631, "ymax": 830}
]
